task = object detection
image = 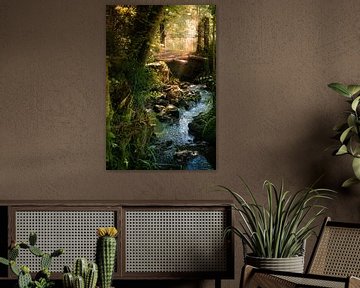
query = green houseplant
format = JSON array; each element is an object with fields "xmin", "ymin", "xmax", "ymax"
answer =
[
  {"xmin": 62, "ymin": 258, "xmax": 98, "ymax": 288},
  {"xmin": 221, "ymin": 179, "xmax": 334, "ymax": 272},
  {"xmin": 96, "ymin": 227, "xmax": 118, "ymax": 288},
  {"xmin": 328, "ymin": 82, "xmax": 360, "ymax": 187},
  {"xmin": 0, "ymin": 232, "xmax": 63, "ymax": 288}
]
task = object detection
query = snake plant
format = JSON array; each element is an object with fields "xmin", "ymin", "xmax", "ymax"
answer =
[{"xmin": 221, "ymin": 178, "xmax": 335, "ymax": 258}]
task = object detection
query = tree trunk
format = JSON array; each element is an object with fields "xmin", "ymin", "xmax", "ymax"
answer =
[
  {"xmin": 130, "ymin": 5, "xmax": 164, "ymax": 65},
  {"xmin": 196, "ymin": 20, "xmax": 204, "ymax": 54},
  {"xmin": 212, "ymin": 15, "xmax": 216, "ymax": 76},
  {"xmin": 203, "ymin": 17, "xmax": 210, "ymax": 54},
  {"xmin": 160, "ymin": 21, "xmax": 166, "ymax": 48}
]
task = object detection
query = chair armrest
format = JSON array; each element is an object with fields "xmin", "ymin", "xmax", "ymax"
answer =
[
  {"xmin": 349, "ymin": 276, "xmax": 360, "ymax": 288},
  {"xmin": 240, "ymin": 265, "xmax": 296, "ymax": 288},
  {"xmin": 240, "ymin": 265, "xmax": 350, "ymax": 288}
]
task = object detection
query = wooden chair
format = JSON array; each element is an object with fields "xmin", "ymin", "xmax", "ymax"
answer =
[{"xmin": 241, "ymin": 217, "xmax": 360, "ymax": 288}]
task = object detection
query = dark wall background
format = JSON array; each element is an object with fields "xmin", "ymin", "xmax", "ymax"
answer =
[{"xmin": 1, "ymin": 0, "xmax": 360, "ymax": 287}]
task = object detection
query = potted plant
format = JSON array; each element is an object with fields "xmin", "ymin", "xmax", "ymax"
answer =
[
  {"xmin": 62, "ymin": 258, "xmax": 98, "ymax": 288},
  {"xmin": 96, "ymin": 227, "xmax": 118, "ymax": 288},
  {"xmin": 0, "ymin": 232, "xmax": 63, "ymax": 288},
  {"xmin": 328, "ymin": 82, "xmax": 360, "ymax": 187},
  {"xmin": 221, "ymin": 179, "xmax": 334, "ymax": 273}
]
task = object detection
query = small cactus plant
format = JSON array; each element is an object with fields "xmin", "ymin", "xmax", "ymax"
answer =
[
  {"xmin": 96, "ymin": 227, "xmax": 118, "ymax": 288},
  {"xmin": 0, "ymin": 232, "xmax": 63, "ymax": 288},
  {"xmin": 62, "ymin": 259, "xmax": 98, "ymax": 288}
]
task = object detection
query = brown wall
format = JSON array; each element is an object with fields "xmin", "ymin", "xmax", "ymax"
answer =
[{"xmin": 1, "ymin": 0, "xmax": 360, "ymax": 287}]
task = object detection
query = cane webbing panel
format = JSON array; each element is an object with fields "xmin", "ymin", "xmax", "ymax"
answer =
[
  {"xmin": 277, "ymin": 275, "xmax": 345, "ymax": 288},
  {"xmin": 309, "ymin": 226, "xmax": 360, "ymax": 277},
  {"xmin": 15, "ymin": 211, "xmax": 115, "ymax": 272},
  {"xmin": 125, "ymin": 210, "xmax": 227, "ymax": 273},
  {"xmin": 248, "ymin": 273, "xmax": 297, "ymax": 288}
]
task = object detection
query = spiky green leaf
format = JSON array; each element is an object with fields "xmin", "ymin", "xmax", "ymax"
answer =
[{"xmin": 221, "ymin": 179, "xmax": 335, "ymax": 258}]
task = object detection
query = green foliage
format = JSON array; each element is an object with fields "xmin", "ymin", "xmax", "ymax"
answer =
[
  {"xmin": 29, "ymin": 232, "xmax": 37, "ymax": 246},
  {"xmin": 221, "ymin": 178, "xmax": 335, "ymax": 258},
  {"xmin": 189, "ymin": 102, "xmax": 216, "ymax": 145},
  {"xmin": 32, "ymin": 278, "xmax": 54, "ymax": 288},
  {"xmin": 0, "ymin": 257, "xmax": 9, "ymax": 266},
  {"xmin": 328, "ymin": 82, "xmax": 360, "ymax": 187},
  {"xmin": 62, "ymin": 259, "xmax": 98, "ymax": 288},
  {"xmin": 202, "ymin": 113, "xmax": 216, "ymax": 143},
  {"xmin": 19, "ymin": 270, "xmax": 32, "ymax": 288},
  {"xmin": 106, "ymin": 60, "xmax": 160, "ymax": 170},
  {"xmin": 0, "ymin": 233, "xmax": 63, "ymax": 288}
]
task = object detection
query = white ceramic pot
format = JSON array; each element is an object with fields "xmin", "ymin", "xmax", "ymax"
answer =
[{"xmin": 245, "ymin": 254, "xmax": 305, "ymax": 273}]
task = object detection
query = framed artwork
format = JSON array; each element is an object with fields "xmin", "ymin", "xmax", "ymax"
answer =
[{"xmin": 106, "ymin": 5, "xmax": 216, "ymax": 170}]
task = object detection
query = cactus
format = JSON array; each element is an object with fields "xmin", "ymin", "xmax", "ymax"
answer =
[
  {"xmin": 35, "ymin": 268, "xmax": 50, "ymax": 282},
  {"xmin": 74, "ymin": 275, "xmax": 85, "ymax": 288},
  {"xmin": 19, "ymin": 243, "xmax": 29, "ymax": 249},
  {"xmin": 0, "ymin": 257, "xmax": 9, "ymax": 266},
  {"xmin": 29, "ymin": 245, "xmax": 44, "ymax": 257},
  {"xmin": 0, "ymin": 232, "xmax": 63, "ymax": 288},
  {"xmin": 51, "ymin": 248, "xmax": 64, "ymax": 257},
  {"xmin": 85, "ymin": 263, "xmax": 98, "ymax": 288},
  {"xmin": 29, "ymin": 232, "xmax": 37, "ymax": 246},
  {"xmin": 74, "ymin": 258, "xmax": 88, "ymax": 279},
  {"xmin": 41, "ymin": 253, "xmax": 52, "ymax": 270},
  {"xmin": 10, "ymin": 260, "xmax": 20, "ymax": 276},
  {"xmin": 63, "ymin": 272, "xmax": 74, "ymax": 288},
  {"xmin": 64, "ymin": 265, "xmax": 72, "ymax": 273},
  {"xmin": 9, "ymin": 246, "xmax": 19, "ymax": 260},
  {"xmin": 96, "ymin": 227, "xmax": 118, "ymax": 288},
  {"xmin": 63, "ymin": 260, "xmax": 98, "ymax": 288},
  {"xmin": 18, "ymin": 269, "xmax": 32, "ymax": 288}
]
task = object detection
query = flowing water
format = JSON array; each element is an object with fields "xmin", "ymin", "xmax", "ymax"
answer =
[{"xmin": 154, "ymin": 84, "xmax": 214, "ymax": 170}]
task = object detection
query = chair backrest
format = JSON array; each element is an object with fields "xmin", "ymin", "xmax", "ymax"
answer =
[{"xmin": 307, "ymin": 217, "xmax": 360, "ymax": 277}]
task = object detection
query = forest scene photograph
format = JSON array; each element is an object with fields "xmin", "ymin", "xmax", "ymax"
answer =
[{"xmin": 106, "ymin": 5, "xmax": 216, "ymax": 170}]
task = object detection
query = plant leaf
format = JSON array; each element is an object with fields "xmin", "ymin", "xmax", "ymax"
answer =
[
  {"xmin": 352, "ymin": 157, "xmax": 360, "ymax": 179},
  {"xmin": 347, "ymin": 114, "xmax": 356, "ymax": 128},
  {"xmin": 347, "ymin": 85, "xmax": 360, "ymax": 97},
  {"xmin": 340, "ymin": 126, "xmax": 353, "ymax": 143},
  {"xmin": 0, "ymin": 257, "xmax": 9, "ymax": 266},
  {"xmin": 328, "ymin": 83, "xmax": 351, "ymax": 97},
  {"xmin": 349, "ymin": 135, "xmax": 360, "ymax": 156},
  {"xmin": 352, "ymin": 96, "xmax": 360, "ymax": 111},
  {"xmin": 222, "ymin": 179, "xmax": 335, "ymax": 258},
  {"xmin": 336, "ymin": 145, "xmax": 348, "ymax": 155},
  {"xmin": 342, "ymin": 177, "xmax": 360, "ymax": 188}
]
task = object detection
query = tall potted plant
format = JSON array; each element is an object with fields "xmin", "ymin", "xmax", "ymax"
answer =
[
  {"xmin": 328, "ymin": 82, "xmax": 360, "ymax": 187},
  {"xmin": 221, "ymin": 179, "xmax": 334, "ymax": 273}
]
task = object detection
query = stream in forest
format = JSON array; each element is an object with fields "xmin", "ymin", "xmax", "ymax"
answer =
[{"xmin": 153, "ymin": 84, "xmax": 214, "ymax": 170}]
